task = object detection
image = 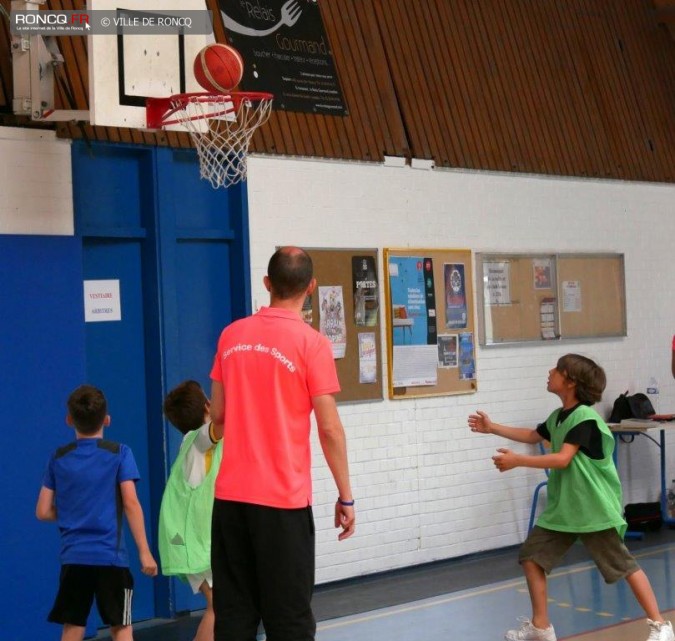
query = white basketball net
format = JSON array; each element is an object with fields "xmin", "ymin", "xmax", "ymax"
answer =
[{"xmin": 172, "ymin": 94, "xmax": 273, "ymax": 189}]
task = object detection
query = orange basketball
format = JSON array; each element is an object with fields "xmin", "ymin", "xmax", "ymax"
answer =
[{"xmin": 193, "ymin": 44, "xmax": 244, "ymax": 93}]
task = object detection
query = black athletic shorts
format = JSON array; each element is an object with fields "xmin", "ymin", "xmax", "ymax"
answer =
[{"xmin": 48, "ymin": 564, "xmax": 134, "ymax": 627}]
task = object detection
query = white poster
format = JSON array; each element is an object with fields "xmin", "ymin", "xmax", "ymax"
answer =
[
  {"xmin": 392, "ymin": 345, "xmax": 438, "ymax": 388},
  {"xmin": 562, "ymin": 280, "xmax": 582, "ymax": 312},
  {"xmin": 540, "ymin": 297, "xmax": 558, "ymax": 340},
  {"xmin": 84, "ymin": 279, "xmax": 122, "ymax": 322},
  {"xmin": 484, "ymin": 261, "xmax": 511, "ymax": 306}
]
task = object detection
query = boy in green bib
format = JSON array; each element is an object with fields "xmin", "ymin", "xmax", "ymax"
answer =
[
  {"xmin": 469, "ymin": 354, "xmax": 674, "ymax": 641},
  {"xmin": 159, "ymin": 381, "xmax": 222, "ymax": 641}
]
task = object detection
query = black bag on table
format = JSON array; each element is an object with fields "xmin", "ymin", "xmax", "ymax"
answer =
[{"xmin": 608, "ymin": 392, "xmax": 655, "ymax": 423}]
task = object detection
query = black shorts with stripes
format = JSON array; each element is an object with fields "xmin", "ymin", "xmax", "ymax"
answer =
[{"xmin": 48, "ymin": 564, "xmax": 134, "ymax": 627}]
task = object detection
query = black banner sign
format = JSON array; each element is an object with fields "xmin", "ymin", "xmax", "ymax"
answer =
[{"xmin": 218, "ymin": 0, "xmax": 347, "ymax": 115}]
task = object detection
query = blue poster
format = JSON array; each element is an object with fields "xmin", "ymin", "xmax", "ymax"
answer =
[
  {"xmin": 389, "ymin": 256, "xmax": 429, "ymax": 346},
  {"xmin": 444, "ymin": 263, "xmax": 468, "ymax": 329},
  {"xmin": 459, "ymin": 332, "xmax": 475, "ymax": 380}
]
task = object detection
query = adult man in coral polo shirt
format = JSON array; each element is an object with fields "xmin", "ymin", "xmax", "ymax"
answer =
[{"xmin": 209, "ymin": 246, "xmax": 355, "ymax": 641}]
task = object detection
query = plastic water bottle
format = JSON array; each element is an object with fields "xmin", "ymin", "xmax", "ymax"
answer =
[
  {"xmin": 668, "ymin": 480, "xmax": 675, "ymax": 519},
  {"xmin": 647, "ymin": 376, "xmax": 660, "ymax": 413}
]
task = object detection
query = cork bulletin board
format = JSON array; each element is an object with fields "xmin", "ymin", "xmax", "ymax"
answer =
[
  {"xmin": 477, "ymin": 252, "xmax": 626, "ymax": 345},
  {"xmin": 557, "ymin": 254, "xmax": 626, "ymax": 339},
  {"xmin": 304, "ymin": 248, "xmax": 383, "ymax": 403},
  {"xmin": 383, "ymin": 248, "xmax": 477, "ymax": 400}
]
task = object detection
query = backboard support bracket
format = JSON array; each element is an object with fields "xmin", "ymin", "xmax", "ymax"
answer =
[{"xmin": 11, "ymin": 0, "xmax": 90, "ymax": 122}]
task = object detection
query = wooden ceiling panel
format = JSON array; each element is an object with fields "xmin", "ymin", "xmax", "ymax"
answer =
[
  {"xmin": 245, "ymin": 0, "xmax": 409, "ymax": 162},
  {"xmin": 0, "ymin": 0, "xmax": 673, "ymax": 183}
]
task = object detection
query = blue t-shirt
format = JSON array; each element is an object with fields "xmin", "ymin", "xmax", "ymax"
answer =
[{"xmin": 42, "ymin": 437, "xmax": 140, "ymax": 566}]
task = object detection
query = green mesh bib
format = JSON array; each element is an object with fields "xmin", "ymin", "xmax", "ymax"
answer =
[
  {"xmin": 537, "ymin": 405, "xmax": 626, "ymax": 536},
  {"xmin": 158, "ymin": 429, "xmax": 222, "ymax": 577}
]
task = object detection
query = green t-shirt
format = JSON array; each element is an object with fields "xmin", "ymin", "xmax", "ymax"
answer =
[{"xmin": 536, "ymin": 404, "xmax": 626, "ymax": 536}]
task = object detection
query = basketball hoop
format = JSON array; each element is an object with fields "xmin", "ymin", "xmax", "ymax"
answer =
[{"xmin": 146, "ymin": 91, "xmax": 273, "ymax": 189}]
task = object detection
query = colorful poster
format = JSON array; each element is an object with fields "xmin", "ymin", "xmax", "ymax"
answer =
[
  {"xmin": 533, "ymin": 259, "xmax": 552, "ymax": 290},
  {"xmin": 388, "ymin": 256, "xmax": 429, "ymax": 346},
  {"xmin": 358, "ymin": 332, "xmax": 377, "ymax": 384},
  {"xmin": 422, "ymin": 257, "xmax": 438, "ymax": 345},
  {"xmin": 458, "ymin": 332, "xmax": 475, "ymax": 380},
  {"xmin": 352, "ymin": 256, "xmax": 379, "ymax": 326},
  {"xmin": 444, "ymin": 263, "xmax": 468, "ymax": 329},
  {"xmin": 437, "ymin": 334, "xmax": 458, "ymax": 368},
  {"xmin": 319, "ymin": 285, "xmax": 347, "ymax": 358}
]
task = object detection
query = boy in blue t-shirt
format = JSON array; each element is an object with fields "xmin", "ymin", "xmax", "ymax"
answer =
[{"xmin": 36, "ymin": 384, "xmax": 158, "ymax": 641}]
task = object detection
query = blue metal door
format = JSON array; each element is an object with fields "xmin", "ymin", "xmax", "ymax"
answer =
[
  {"xmin": 155, "ymin": 147, "xmax": 251, "ymax": 613},
  {"xmin": 82, "ymin": 236, "xmax": 156, "ymax": 621},
  {"xmin": 73, "ymin": 141, "xmax": 251, "ymax": 622},
  {"xmin": 75, "ymin": 143, "xmax": 160, "ymax": 626}
]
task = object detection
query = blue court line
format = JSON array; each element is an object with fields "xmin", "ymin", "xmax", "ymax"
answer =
[{"xmin": 316, "ymin": 544, "xmax": 675, "ymax": 641}]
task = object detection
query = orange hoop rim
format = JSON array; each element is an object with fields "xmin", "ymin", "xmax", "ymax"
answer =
[{"xmin": 146, "ymin": 91, "xmax": 274, "ymax": 129}]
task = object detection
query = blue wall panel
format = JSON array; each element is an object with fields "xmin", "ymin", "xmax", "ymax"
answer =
[{"xmin": 0, "ymin": 236, "xmax": 86, "ymax": 641}]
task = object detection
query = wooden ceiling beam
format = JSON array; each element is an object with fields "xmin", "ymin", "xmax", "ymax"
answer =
[{"xmin": 654, "ymin": 1, "xmax": 675, "ymax": 39}]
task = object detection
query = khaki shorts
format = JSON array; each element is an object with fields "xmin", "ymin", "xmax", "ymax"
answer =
[{"xmin": 519, "ymin": 526, "xmax": 639, "ymax": 584}]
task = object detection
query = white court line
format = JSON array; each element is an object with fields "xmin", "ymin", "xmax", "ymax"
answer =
[{"xmin": 318, "ymin": 543, "xmax": 675, "ymax": 631}]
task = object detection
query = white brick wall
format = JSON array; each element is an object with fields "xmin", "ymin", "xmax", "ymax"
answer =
[
  {"xmin": 0, "ymin": 126, "xmax": 73, "ymax": 235},
  {"xmin": 246, "ymin": 155, "xmax": 675, "ymax": 584}
]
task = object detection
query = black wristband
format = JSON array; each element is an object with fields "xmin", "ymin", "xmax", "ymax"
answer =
[{"xmin": 337, "ymin": 497, "xmax": 355, "ymax": 506}]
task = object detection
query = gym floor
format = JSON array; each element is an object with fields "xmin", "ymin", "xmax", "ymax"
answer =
[{"xmin": 96, "ymin": 527, "xmax": 675, "ymax": 641}]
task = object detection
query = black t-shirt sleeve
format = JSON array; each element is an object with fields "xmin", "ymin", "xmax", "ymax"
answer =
[
  {"xmin": 564, "ymin": 419, "xmax": 604, "ymax": 459},
  {"xmin": 536, "ymin": 422, "xmax": 551, "ymax": 441}
]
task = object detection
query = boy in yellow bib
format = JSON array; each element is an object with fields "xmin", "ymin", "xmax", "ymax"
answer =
[
  {"xmin": 159, "ymin": 381, "xmax": 221, "ymax": 641},
  {"xmin": 469, "ymin": 354, "xmax": 674, "ymax": 641}
]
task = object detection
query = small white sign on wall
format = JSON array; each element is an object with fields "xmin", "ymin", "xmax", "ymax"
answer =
[{"xmin": 84, "ymin": 280, "xmax": 122, "ymax": 322}]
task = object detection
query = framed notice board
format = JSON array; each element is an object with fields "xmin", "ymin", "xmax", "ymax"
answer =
[
  {"xmin": 304, "ymin": 248, "xmax": 383, "ymax": 403},
  {"xmin": 384, "ymin": 248, "xmax": 477, "ymax": 400},
  {"xmin": 557, "ymin": 254, "xmax": 626, "ymax": 339},
  {"xmin": 477, "ymin": 252, "xmax": 626, "ymax": 345}
]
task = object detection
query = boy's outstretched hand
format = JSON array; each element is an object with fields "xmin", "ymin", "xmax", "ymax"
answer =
[
  {"xmin": 468, "ymin": 410, "xmax": 493, "ymax": 434},
  {"xmin": 492, "ymin": 447, "xmax": 518, "ymax": 472}
]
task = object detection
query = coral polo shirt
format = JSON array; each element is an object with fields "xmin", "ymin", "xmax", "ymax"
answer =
[{"xmin": 210, "ymin": 306, "xmax": 340, "ymax": 509}]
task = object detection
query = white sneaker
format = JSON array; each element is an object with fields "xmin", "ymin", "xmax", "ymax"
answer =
[
  {"xmin": 504, "ymin": 617, "xmax": 557, "ymax": 641},
  {"xmin": 647, "ymin": 620, "xmax": 675, "ymax": 641}
]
